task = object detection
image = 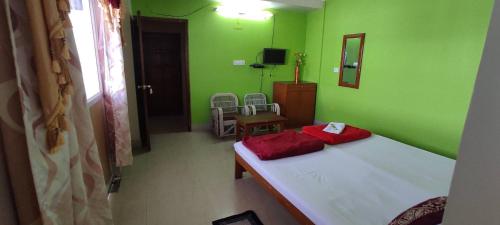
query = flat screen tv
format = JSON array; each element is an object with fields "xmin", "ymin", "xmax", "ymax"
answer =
[{"xmin": 263, "ymin": 48, "xmax": 286, "ymax": 65}]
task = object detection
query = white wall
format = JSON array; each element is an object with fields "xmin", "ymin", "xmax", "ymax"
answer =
[
  {"xmin": 442, "ymin": 1, "xmax": 499, "ymax": 224},
  {"xmin": 122, "ymin": 0, "xmax": 141, "ymax": 147}
]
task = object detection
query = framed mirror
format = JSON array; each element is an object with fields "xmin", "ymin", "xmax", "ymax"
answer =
[{"xmin": 339, "ymin": 33, "xmax": 366, "ymax": 89}]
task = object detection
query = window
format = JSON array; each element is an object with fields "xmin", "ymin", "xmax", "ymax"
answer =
[{"xmin": 68, "ymin": 0, "xmax": 101, "ymax": 101}]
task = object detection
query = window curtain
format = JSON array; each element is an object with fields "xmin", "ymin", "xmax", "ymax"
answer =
[
  {"xmin": 0, "ymin": 3, "xmax": 41, "ymax": 225},
  {"xmin": 1, "ymin": 0, "xmax": 112, "ymax": 224},
  {"xmin": 95, "ymin": 0, "xmax": 133, "ymax": 167}
]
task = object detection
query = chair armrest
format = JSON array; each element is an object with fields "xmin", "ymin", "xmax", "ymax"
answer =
[
  {"xmin": 211, "ymin": 107, "xmax": 224, "ymax": 136},
  {"xmin": 211, "ymin": 107, "xmax": 224, "ymax": 122},
  {"xmin": 211, "ymin": 106, "xmax": 250, "ymax": 115},
  {"xmin": 271, "ymin": 103, "xmax": 280, "ymax": 115},
  {"xmin": 211, "ymin": 107, "xmax": 223, "ymax": 115},
  {"xmin": 247, "ymin": 103, "xmax": 277, "ymax": 107},
  {"xmin": 249, "ymin": 105, "xmax": 257, "ymax": 115},
  {"xmin": 246, "ymin": 104, "xmax": 280, "ymax": 115},
  {"xmin": 242, "ymin": 105, "xmax": 252, "ymax": 116}
]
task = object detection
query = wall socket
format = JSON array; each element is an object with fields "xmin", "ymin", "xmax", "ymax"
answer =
[
  {"xmin": 233, "ymin": 60, "xmax": 246, "ymax": 66},
  {"xmin": 333, "ymin": 67, "xmax": 340, "ymax": 73}
]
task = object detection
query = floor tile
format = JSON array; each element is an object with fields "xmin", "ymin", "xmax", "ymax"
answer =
[{"xmin": 111, "ymin": 131, "xmax": 298, "ymax": 225}]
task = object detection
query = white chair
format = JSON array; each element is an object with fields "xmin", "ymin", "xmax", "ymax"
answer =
[
  {"xmin": 244, "ymin": 93, "xmax": 280, "ymax": 116},
  {"xmin": 210, "ymin": 93, "xmax": 250, "ymax": 137}
]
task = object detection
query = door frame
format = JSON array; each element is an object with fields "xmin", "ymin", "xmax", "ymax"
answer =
[{"xmin": 132, "ymin": 13, "xmax": 192, "ymax": 150}]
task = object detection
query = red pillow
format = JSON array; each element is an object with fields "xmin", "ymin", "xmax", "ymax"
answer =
[
  {"xmin": 388, "ymin": 196, "xmax": 447, "ymax": 225},
  {"xmin": 302, "ymin": 124, "xmax": 371, "ymax": 145},
  {"xmin": 242, "ymin": 130, "xmax": 324, "ymax": 160}
]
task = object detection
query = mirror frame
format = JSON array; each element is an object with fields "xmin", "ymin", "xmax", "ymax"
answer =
[{"xmin": 339, "ymin": 33, "xmax": 366, "ymax": 89}]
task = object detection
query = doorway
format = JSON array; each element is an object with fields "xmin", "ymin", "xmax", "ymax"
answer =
[{"xmin": 132, "ymin": 14, "xmax": 191, "ymax": 150}]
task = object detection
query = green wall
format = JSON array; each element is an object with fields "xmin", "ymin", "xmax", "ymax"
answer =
[
  {"xmin": 130, "ymin": 0, "xmax": 493, "ymax": 158},
  {"xmin": 131, "ymin": 0, "xmax": 306, "ymax": 124},
  {"xmin": 302, "ymin": 9, "xmax": 324, "ymax": 83},
  {"xmin": 303, "ymin": 0, "xmax": 494, "ymax": 158}
]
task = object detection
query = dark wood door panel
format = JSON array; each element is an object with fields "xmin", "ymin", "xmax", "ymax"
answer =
[{"xmin": 143, "ymin": 32, "xmax": 183, "ymax": 117}]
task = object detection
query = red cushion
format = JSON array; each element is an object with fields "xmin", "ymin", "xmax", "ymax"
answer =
[
  {"xmin": 242, "ymin": 130, "xmax": 325, "ymax": 160},
  {"xmin": 388, "ymin": 196, "xmax": 447, "ymax": 225},
  {"xmin": 302, "ymin": 124, "xmax": 371, "ymax": 145}
]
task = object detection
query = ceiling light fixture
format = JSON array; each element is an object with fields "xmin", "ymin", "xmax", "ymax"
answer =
[{"xmin": 215, "ymin": 0, "xmax": 273, "ymax": 21}]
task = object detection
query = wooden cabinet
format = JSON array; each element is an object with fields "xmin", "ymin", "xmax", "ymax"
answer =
[{"xmin": 273, "ymin": 82, "xmax": 317, "ymax": 128}]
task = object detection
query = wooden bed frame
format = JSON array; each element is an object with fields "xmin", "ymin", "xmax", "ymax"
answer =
[{"xmin": 235, "ymin": 153, "xmax": 315, "ymax": 225}]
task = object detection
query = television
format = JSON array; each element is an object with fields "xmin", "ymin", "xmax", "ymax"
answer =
[{"xmin": 263, "ymin": 48, "xmax": 286, "ymax": 65}]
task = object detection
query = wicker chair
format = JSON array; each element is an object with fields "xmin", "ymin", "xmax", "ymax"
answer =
[
  {"xmin": 210, "ymin": 93, "xmax": 250, "ymax": 137},
  {"xmin": 243, "ymin": 93, "xmax": 280, "ymax": 116},
  {"xmin": 243, "ymin": 93, "xmax": 281, "ymax": 134}
]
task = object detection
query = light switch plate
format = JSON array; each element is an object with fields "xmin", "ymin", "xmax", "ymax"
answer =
[
  {"xmin": 333, "ymin": 67, "xmax": 340, "ymax": 73},
  {"xmin": 233, "ymin": 60, "xmax": 246, "ymax": 66}
]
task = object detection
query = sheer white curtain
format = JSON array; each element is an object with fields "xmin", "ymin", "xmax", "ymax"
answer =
[{"xmin": 94, "ymin": 0, "xmax": 133, "ymax": 167}]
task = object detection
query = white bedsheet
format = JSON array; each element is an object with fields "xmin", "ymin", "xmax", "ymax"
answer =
[{"xmin": 234, "ymin": 135, "xmax": 455, "ymax": 225}]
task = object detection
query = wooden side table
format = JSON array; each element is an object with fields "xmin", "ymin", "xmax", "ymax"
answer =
[{"xmin": 235, "ymin": 113, "xmax": 288, "ymax": 141}]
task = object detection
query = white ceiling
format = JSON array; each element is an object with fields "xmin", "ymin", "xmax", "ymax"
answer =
[
  {"xmin": 212, "ymin": 0, "xmax": 324, "ymax": 11},
  {"xmin": 263, "ymin": 0, "xmax": 324, "ymax": 10}
]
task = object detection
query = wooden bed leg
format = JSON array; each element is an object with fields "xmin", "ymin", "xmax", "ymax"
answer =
[{"xmin": 235, "ymin": 157, "xmax": 244, "ymax": 179}]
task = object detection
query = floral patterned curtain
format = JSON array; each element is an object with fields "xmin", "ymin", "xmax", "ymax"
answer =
[
  {"xmin": 0, "ymin": 3, "xmax": 41, "ymax": 225},
  {"xmin": 1, "ymin": 0, "xmax": 112, "ymax": 224}
]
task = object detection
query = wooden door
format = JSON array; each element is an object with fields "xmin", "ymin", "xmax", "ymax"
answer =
[
  {"xmin": 133, "ymin": 12, "xmax": 151, "ymax": 150},
  {"xmin": 143, "ymin": 33, "xmax": 183, "ymax": 117},
  {"xmin": 132, "ymin": 14, "xmax": 191, "ymax": 145}
]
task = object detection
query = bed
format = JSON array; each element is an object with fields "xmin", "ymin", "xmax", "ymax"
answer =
[{"xmin": 234, "ymin": 134, "xmax": 455, "ymax": 225}]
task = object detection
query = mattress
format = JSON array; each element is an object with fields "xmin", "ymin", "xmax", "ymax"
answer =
[{"xmin": 234, "ymin": 135, "xmax": 455, "ymax": 225}]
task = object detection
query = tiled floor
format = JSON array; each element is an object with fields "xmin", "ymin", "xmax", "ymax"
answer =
[{"xmin": 110, "ymin": 131, "xmax": 298, "ymax": 225}]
